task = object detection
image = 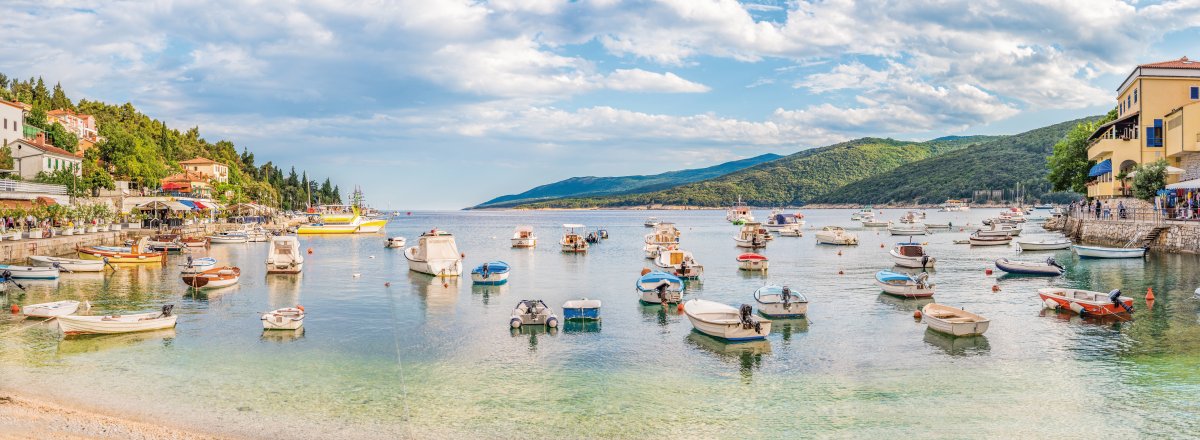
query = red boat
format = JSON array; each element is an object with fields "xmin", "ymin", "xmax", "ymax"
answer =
[
  {"xmin": 735, "ymin": 253, "xmax": 768, "ymax": 271},
  {"xmin": 1038, "ymin": 288, "xmax": 1134, "ymax": 316}
]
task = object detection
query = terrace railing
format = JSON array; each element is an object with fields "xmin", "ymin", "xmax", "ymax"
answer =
[{"xmin": 0, "ymin": 179, "xmax": 67, "ymax": 195}]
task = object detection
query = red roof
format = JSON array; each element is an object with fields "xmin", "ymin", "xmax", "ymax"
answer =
[
  {"xmin": 180, "ymin": 157, "xmax": 217, "ymax": 165},
  {"xmin": 1139, "ymin": 56, "xmax": 1200, "ymax": 70},
  {"xmin": 16, "ymin": 135, "xmax": 77, "ymax": 158},
  {"xmin": 0, "ymin": 100, "xmax": 24, "ymax": 110}
]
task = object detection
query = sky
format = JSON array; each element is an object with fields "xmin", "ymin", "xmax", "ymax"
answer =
[{"xmin": 2, "ymin": 0, "xmax": 1199, "ymax": 209}]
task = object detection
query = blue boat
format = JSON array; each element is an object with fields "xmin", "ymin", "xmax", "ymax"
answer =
[
  {"xmin": 636, "ymin": 270, "xmax": 685, "ymax": 304},
  {"xmin": 562, "ymin": 298, "xmax": 602, "ymax": 320},
  {"xmin": 471, "ymin": 261, "xmax": 510, "ymax": 285}
]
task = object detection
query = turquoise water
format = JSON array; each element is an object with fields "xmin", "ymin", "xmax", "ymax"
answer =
[{"xmin": 2, "ymin": 209, "xmax": 1199, "ymax": 438}]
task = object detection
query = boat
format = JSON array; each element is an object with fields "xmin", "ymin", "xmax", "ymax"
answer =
[
  {"xmin": 261, "ymin": 306, "xmax": 305, "ymax": 330},
  {"xmin": 875, "ymin": 270, "xmax": 935, "ymax": 298},
  {"xmin": 598, "ymin": 229, "xmax": 609, "ymax": 239},
  {"xmin": 778, "ymin": 223, "xmax": 803, "ymax": 237},
  {"xmin": 265, "ymin": 236, "xmax": 304, "ymax": 274},
  {"xmin": 814, "ymin": 226, "xmax": 858, "ymax": 245},
  {"xmin": 921, "ymin": 303, "xmax": 990, "ymax": 337},
  {"xmin": 644, "ymin": 243, "xmax": 669, "ymax": 260},
  {"xmin": 511, "ymin": 226, "xmax": 536, "ymax": 248},
  {"xmin": 654, "ymin": 249, "xmax": 704, "ymax": 279},
  {"xmin": 1016, "ymin": 237, "xmax": 1072, "ymax": 251},
  {"xmin": 975, "ymin": 222, "xmax": 1022, "ymax": 237},
  {"xmin": 644, "ymin": 217, "xmax": 660, "ymax": 227},
  {"xmin": 653, "ymin": 222, "xmax": 682, "ymax": 242},
  {"xmin": 560, "ymin": 224, "xmax": 589, "ymax": 253},
  {"xmin": 21, "ymin": 300, "xmax": 81, "ymax": 318},
  {"xmin": 181, "ymin": 266, "xmax": 241, "ymax": 289},
  {"xmin": 733, "ymin": 222, "xmax": 768, "ymax": 248},
  {"xmin": 585, "ymin": 231, "xmax": 600, "ymax": 244},
  {"xmin": 753, "ymin": 285, "xmax": 808, "ymax": 318},
  {"xmin": 404, "ymin": 229, "xmax": 463, "ymax": 277},
  {"xmin": 736, "ymin": 253, "xmax": 769, "ymax": 271},
  {"xmin": 28, "ymin": 256, "xmax": 106, "ymax": 272},
  {"xmin": 562, "ymin": 298, "xmax": 601, "ymax": 321},
  {"xmin": 850, "ymin": 206, "xmax": 873, "ymax": 220},
  {"xmin": 941, "ymin": 199, "xmax": 970, "ymax": 212},
  {"xmin": 1073, "ymin": 245, "xmax": 1146, "ymax": 259},
  {"xmin": 996, "ymin": 208, "xmax": 1027, "ymax": 223},
  {"xmin": 208, "ymin": 231, "xmax": 249, "ymax": 244},
  {"xmin": 180, "ymin": 236, "xmax": 209, "ymax": 248},
  {"xmin": 179, "ymin": 257, "xmax": 217, "ymax": 274},
  {"xmin": 297, "ymin": 204, "xmax": 387, "ymax": 235},
  {"xmin": 509, "ymin": 300, "xmax": 559, "ymax": 328},
  {"xmin": 860, "ymin": 213, "xmax": 889, "ymax": 227},
  {"xmin": 995, "ymin": 257, "xmax": 1063, "ymax": 276},
  {"xmin": 0, "ymin": 264, "xmax": 60, "ymax": 280},
  {"xmin": 765, "ymin": 211, "xmax": 805, "ymax": 231},
  {"xmin": 77, "ymin": 238, "xmax": 166, "ymax": 264},
  {"xmin": 925, "ymin": 222, "xmax": 952, "ymax": 229},
  {"xmin": 471, "ymin": 261, "xmax": 510, "ymax": 285},
  {"xmin": 58, "ymin": 305, "xmax": 178, "ymax": 335},
  {"xmin": 1034, "ymin": 203, "xmax": 1054, "ymax": 209},
  {"xmin": 385, "ymin": 236, "xmax": 407, "ymax": 248},
  {"xmin": 636, "ymin": 270, "xmax": 685, "ymax": 304},
  {"xmin": 683, "ymin": 299, "xmax": 771, "ymax": 342},
  {"xmin": 725, "ymin": 197, "xmax": 754, "ymax": 224},
  {"xmin": 147, "ymin": 234, "xmax": 183, "ymax": 252},
  {"xmin": 1038, "ymin": 288, "xmax": 1135, "ymax": 315},
  {"xmin": 890, "ymin": 242, "xmax": 936, "ymax": 268},
  {"xmin": 245, "ymin": 227, "xmax": 270, "ymax": 242},
  {"xmin": 968, "ymin": 233, "xmax": 1011, "ymax": 246},
  {"xmin": 887, "ymin": 222, "xmax": 927, "ymax": 236}
]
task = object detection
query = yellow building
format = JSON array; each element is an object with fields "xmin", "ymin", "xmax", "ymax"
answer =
[{"xmin": 1087, "ymin": 56, "xmax": 1200, "ymax": 198}]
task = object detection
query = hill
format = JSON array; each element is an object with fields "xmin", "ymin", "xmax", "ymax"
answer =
[
  {"xmin": 811, "ymin": 117, "xmax": 1101, "ymax": 205},
  {"xmin": 510, "ymin": 136, "xmax": 998, "ymax": 208},
  {"xmin": 472, "ymin": 153, "xmax": 782, "ymax": 208}
]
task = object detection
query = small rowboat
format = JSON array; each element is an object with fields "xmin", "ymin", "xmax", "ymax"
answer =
[
  {"xmin": 28, "ymin": 256, "xmax": 106, "ymax": 272},
  {"xmin": 736, "ymin": 253, "xmax": 769, "ymax": 271},
  {"xmin": 208, "ymin": 232, "xmax": 249, "ymax": 244},
  {"xmin": 968, "ymin": 234, "xmax": 1011, "ymax": 246},
  {"xmin": 683, "ymin": 299, "xmax": 771, "ymax": 342},
  {"xmin": 181, "ymin": 266, "xmax": 241, "ymax": 289},
  {"xmin": 890, "ymin": 242, "xmax": 936, "ymax": 268},
  {"xmin": 77, "ymin": 238, "xmax": 166, "ymax": 264},
  {"xmin": 0, "ymin": 264, "xmax": 61, "ymax": 280},
  {"xmin": 975, "ymin": 223, "xmax": 1022, "ymax": 237},
  {"xmin": 753, "ymin": 285, "xmax": 808, "ymax": 318},
  {"xmin": 922, "ymin": 303, "xmax": 990, "ymax": 336},
  {"xmin": 385, "ymin": 236, "xmax": 407, "ymax": 248},
  {"xmin": 562, "ymin": 298, "xmax": 601, "ymax": 321},
  {"xmin": 1073, "ymin": 245, "xmax": 1146, "ymax": 259},
  {"xmin": 22, "ymin": 300, "xmax": 81, "ymax": 318},
  {"xmin": 1038, "ymin": 287, "xmax": 1134, "ymax": 315},
  {"xmin": 58, "ymin": 305, "xmax": 177, "ymax": 335},
  {"xmin": 995, "ymin": 257, "xmax": 1063, "ymax": 276},
  {"xmin": 147, "ymin": 234, "xmax": 184, "ymax": 252},
  {"xmin": 887, "ymin": 222, "xmax": 928, "ymax": 236},
  {"xmin": 261, "ymin": 306, "xmax": 305, "ymax": 330},
  {"xmin": 1016, "ymin": 237, "xmax": 1071, "ymax": 251},
  {"xmin": 636, "ymin": 270, "xmax": 685, "ymax": 304},
  {"xmin": 471, "ymin": 261, "xmax": 510, "ymax": 285},
  {"xmin": 876, "ymin": 270, "xmax": 934, "ymax": 298},
  {"xmin": 179, "ymin": 257, "xmax": 217, "ymax": 274},
  {"xmin": 180, "ymin": 237, "xmax": 210, "ymax": 248},
  {"xmin": 510, "ymin": 300, "xmax": 559, "ymax": 328}
]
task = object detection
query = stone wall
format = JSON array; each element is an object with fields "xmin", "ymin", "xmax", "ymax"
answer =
[
  {"xmin": 0, "ymin": 223, "xmax": 245, "ymax": 264},
  {"xmin": 1048, "ymin": 215, "xmax": 1200, "ymax": 253}
]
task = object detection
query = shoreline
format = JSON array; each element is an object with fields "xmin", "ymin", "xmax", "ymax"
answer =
[
  {"xmin": 468, "ymin": 203, "xmax": 1029, "ymax": 211},
  {"xmin": 0, "ymin": 391, "xmax": 226, "ymax": 439}
]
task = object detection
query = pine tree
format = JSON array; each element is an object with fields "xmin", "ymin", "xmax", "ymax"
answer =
[
  {"xmin": 32, "ymin": 77, "xmax": 48, "ymax": 108},
  {"xmin": 50, "ymin": 82, "xmax": 73, "ymax": 110}
]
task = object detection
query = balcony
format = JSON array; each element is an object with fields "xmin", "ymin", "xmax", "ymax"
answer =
[{"xmin": 1087, "ymin": 129, "xmax": 1138, "ymax": 161}]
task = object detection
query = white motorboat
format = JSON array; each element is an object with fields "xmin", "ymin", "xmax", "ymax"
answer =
[
  {"xmin": 922, "ymin": 303, "xmax": 989, "ymax": 337},
  {"xmin": 683, "ymin": 299, "xmax": 771, "ymax": 341},
  {"xmin": 890, "ymin": 242, "xmax": 936, "ymax": 268},
  {"xmin": 245, "ymin": 227, "xmax": 270, "ymax": 242},
  {"xmin": 209, "ymin": 232, "xmax": 249, "ymax": 244},
  {"xmin": 733, "ymin": 222, "xmax": 768, "ymax": 248},
  {"xmin": 405, "ymin": 229, "xmax": 463, "ymax": 277},
  {"xmin": 876, "ymin": 270, "xmax": 935, "ymax": 298},
  {"xmin": 265, "ymin": 236, "xmax": 304, "ymax": 274},
  {"xmin": 726, "ymin": 197, "xmax": 754, "ymax": 224},
  {"xmin": 765, "ymin": 210, "xmax": 805, "ymax": 231},
  {"xmin": 0, "ymin": 264, "xmax": 60, "ymax": 280},
  {"xmin": 22, "ymin": 300, "xmax": 81, "ymax": 318},
  {"xmin": 850, "ymin": 206, "xmax": 874, "ymax": 220},
  {"xmin": 58, "ymin": 305, "xmax": 178, "ymax": 335},
  {"xmin": 1016, "ymin": 237, "xmax": 1071, "ymax": 251},
  {"xmin": 179, "ymin": 257, "xmax": 217, "ymax": 274},
  {"xmin": 778, "ymin": 223, "xmax": 803, "ymax": 237},
  {"xmin": 753, "ymin": 285, "xmax": 808, "ymax": 318},
  {"xmin": 385, "ymin": 236, "xmax": 407, "ymax": 248},
  {"xmin": 262, "ymin": 307, "xmax": 305, "ymax": 330},
  {"xmin": 925, "ymin": 222, "xmax": 952, "ymax": 229},
  {"xmin": 644, "ymin": 243, "xmax": 668, "ymax": 260},
  {"xmin": 509, "ymin": 300, "xmax": 559, "ymax": 328},
  {"xmin": 636, "ymin": 270, "xmax": 685, "ymax": 304},
  {"xmin": 28, "ymin": 256, "xmax": 106, "ymax": 272},
  {"xmin": 887, "ymin": 222, "xmax": 928, "ymax": 236},
  {"xmin": 654, "ymin": 249, "xmax": 704, "ymax": 279},
  {"xmin": 941, "ymin": 199, "xmax": 970, "ymax": 212},
  {"xmin": 511, "ymin": 225, "xmax": 536, "ymax": 248},
  {"xmin": 644, "ymin": 217, "xmax": 661, "ymax": 227},
  {"xmin": 814, "ymin": 226, "xmax": 858, "ymax": 245},
  {"xmin": 995, "ymin": 257, "xmax": 1063, "ymax": 276},
  {"xmin": 975, "ymin": 223, "xmax": 1022, "ymax": 237},
  {"xmin": 471, "ymin": 261, "xmax": 510, "ymax": 285},
  {"xmin": 736, "ymin": 253, "xmax": 769, "ymax": 271},
  {"xmin": 968, "ymin": 233, "xmax": 1011, "ymax": 246},
  {"xmin": 1073, "ymin": 245, "xmax": 1146, "ymax": 259},
  {"xmin": 861, "ymin": 214, "xmax": 889, "ymax": 227},
  {"xmin": 560, "ymin": 224, "xmax": 589, "ymax": 253},
  {"xmin": 652, "ymin": 222, "xmax": 681, "ymax": 242}
]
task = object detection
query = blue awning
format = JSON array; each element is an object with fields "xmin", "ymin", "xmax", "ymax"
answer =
[{"xmin": 1088, "ymin": 159, "xmax": 1112, "ymax": 177}]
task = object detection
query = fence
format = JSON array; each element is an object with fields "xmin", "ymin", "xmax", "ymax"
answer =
[
  {"xmin": 0, "ymin": 179, "xmax": 67, "ymax": 195},
  {"xmin": 1062, "ymin": 205, "xmax": 1200, "ymax": 223}
]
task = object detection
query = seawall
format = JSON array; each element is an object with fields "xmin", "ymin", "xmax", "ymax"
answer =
[
  {"xmin": 0, "ymin": 223, "xmax": 245, "ymax": 264},
  {"xmin": 1046, "ymin": 215, "xmax": 1200, "ymax": 253}
]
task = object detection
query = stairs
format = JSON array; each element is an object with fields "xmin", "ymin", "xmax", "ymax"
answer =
[{"xmin": 1138, "ymin": 226, "xmax": 1170, "ymax": 248}]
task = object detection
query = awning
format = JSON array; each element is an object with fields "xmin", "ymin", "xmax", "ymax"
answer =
[
  {"xmin": 177, "ymin": 200, "xmax": 199, "ymax": 210},
  {"xmin": 162, "ymin": 182, "xmax": 190, "ymax": 191},
  {"xmin": 136, "ymin": 200, "xmax": 192, "ymax": 211},
  {"xmin": 1166, "ymin": 178, "xmax": 1200, "ymax": 189},
  {"xmin": 1088, "ymin": 159, "xmax": 1112, "ymax": 177},
  {"xmin": 1128, "ymin": 166, "xmax": 1186, "ymax": 178},
  {"xmin": 192, "ymin": 201, "xmax": 209, "ymax": 210}
]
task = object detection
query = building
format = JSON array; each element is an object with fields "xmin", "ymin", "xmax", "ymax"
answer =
[
  {"xmin": 178, "ymin": 157, "xmax": 229, "ymax": 183},
  {"xmin": 46, "ymin": 109, "xmax": 99, "ymax": 142},
  {"xmin": 1087, "ymin": 56, "xmax": 1200, "ymax": 198},
  {"xmin": 0, "ymin": 100, "xmax": 23, "ymax": 150},
  {"xmin": 9, "ymin": 133, "xmax": 83, "ymax": 179},
  {"xmin": 160, "ymin": 170, "xmax": 212, "ymax": 197}
]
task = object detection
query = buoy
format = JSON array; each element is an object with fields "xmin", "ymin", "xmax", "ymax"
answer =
[
  {"xmin": 837, "ymin": 250, "xmax": 842, "ymax": 256},
  {"xmin": 10, "ymin": 305, "xmax": 18, "ymax": 314},
  {"xmin": 384, "ymin": 282, "xmax": 391, "ymax": 287},
  {"xmin": 992, "ymin": 284, "xmax": 1000, "ymax": 292},
  {"xmin": 296, "ymin": 305, "xmax": 305, "ymax": 312},
  {"xmin": 838, "ymin": 270, "xmax": 844, "ymax": 275},
  {"xmin": 1145, "ymin": 287, "xmax": 1155, "ymax": 301},
  {"xmin": 460, "ymin": 253, "xmax": 466, "ymax": 258},
  {"xmin": 406, "ymin": 212, "xmax": 412, "ymax": 216},
  {"xmin": 985, "ymin": 268, "xmax": 993, "ymax": 275},
  {"xmin": 443, "ymin": 283, "xmax": 449, "ymax": 288},
  {"xmin": 880, "ymin": 243, "xmax": 884, "ymax": 248},
  {"xmin": 676, "ymin": 303, "xmax": 684, "ymax": 312},
  {"xmin": 369, "ymin": 255, "xmax": 375, "ymax": 259},
  {"xmin": 913, "ymin": 309, "xmax": 922, "ymax": 319},
  {"xmin": 307, "ymin": 248, "xmax": 313, "ymax": 254},
  {"xmin": 640, "ymin": 268, "xmax": 652, "ymax": 276}
]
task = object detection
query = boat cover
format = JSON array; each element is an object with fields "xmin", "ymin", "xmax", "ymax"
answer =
[
  {"xmin": 736, "ymin": 253, "xmax": 768, "ymax": 261},
  {"xmin": 876, "ymin": 271, "xmax": 913, "ymax": 283},
  {"xmin": 472, "ymin": 261, "xmax": 510, "ymax": 274},
  {"xmin": 637, "ymin": 271, "xmax": 682, "ymax": 288}
]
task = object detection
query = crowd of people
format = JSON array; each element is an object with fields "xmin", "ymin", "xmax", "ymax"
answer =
[{"xmin": 1067, "ymin": 190, "xmax": 1200, "ymax": 221}]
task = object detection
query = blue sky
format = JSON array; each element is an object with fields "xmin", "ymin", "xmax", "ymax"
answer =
[{"xmin": 3, "ymin": 0, "xmax": 1199, "ymax": 209}]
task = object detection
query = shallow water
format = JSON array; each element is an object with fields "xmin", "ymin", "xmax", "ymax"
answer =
[{"xmin": 2, "ymin": 209, "xmax": 1199, "ymax": 438}]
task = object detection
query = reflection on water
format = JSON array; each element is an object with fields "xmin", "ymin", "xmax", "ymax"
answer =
[
  {"xmin": 58, "ymin": 328, "xmax": 176, "ymax": 356},
  {"xmin": 562, "ymin": 319, "xmax": 601, "ymax": 333},
  {"xmin": 876, "ymin": 293, "xmax": 935, "ymax": 312},
  {"xmin": 638, "ymin": 303, "xmax": 682, "ymax": 328},
  {"xmin": 260, "ymin": 327, "xmax": 306, "ymax": 344},
  {"xmin": 686, "ymin": 331, "xmax": 771, "ymax": 383},
  {"xmin": 471, "ymin": 284, "xmax": 508, "ymax": 305},
  {"xmin": 511, "ymin": 324, "xmax": 557, "ymax": 351},
  {"xmin": 770, "ymin": 318, "xmax": 809, "ymax": 342},
  {"xmin": 265, "ymin": 274, "xmax": 303, "ymax": 307},
  {"xmin": 1038, "ymin": 308, "xmax": 1130, "ymax": 328},
  {"xmin": 409, "ymin": 272, "xmax": 459, "ymax": 315},
  {"xmin": 922, "ymin": 328, "xmax": 990, "ymax": 356}
]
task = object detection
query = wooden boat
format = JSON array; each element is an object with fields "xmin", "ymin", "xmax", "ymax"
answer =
[
  {"xmin": 0, "ymin": 264, "xmax": 61, "ymax": 280},
  {"xmin": 890, "ymin": 242, "xmax": 936, "ymax": 268},
  {"xmin": 644, "ymin": 217, "xmax": 660, "ymax": 227},
  {"xmin": 261, "ymin": 306, "xmax": 305, "ymax": 330},
  {"xmin": 753, "ymin": 285, "xmax": 807, "ymax": 318},
  {"xmin": 736, "ymin": 253, "xmax": 769, "ymax": 271},
  {"xmin": 180, "ymin": 236, "xmax": 209, "ymax": 248},
  {"xmin": 975, "ymin": 222, "xmax": 1022, "ymax": 237},
  {"xmin": 814, "ymin": 226, "xmax": 858, "ymax": 245},
  {"xmin": 22, "ymin": 300, "xmax": 80, "ymax": 318},
  {"xmin": 58, "ymin": 305, "xmax": 177, "ymax": 335},
  {"xmin": 995, "ymin": 257, "xmax": 1063, "ymax": 276},
  {"xmin": 28, "ymin": 256, "xmax": 106, "ymax": 272},
  {"xmin": 636, "ymin": 270, "xmax": 685, "ymax": 304},
  {"xmin": 179, "ymin": 257, "xmax": 217, "ymax": 274},
  {"xmin": 1073, "ymin": 245, "xmax": 1146, "ymax": 259},
  {"xmin": 404, "ymin": 229, "xmax": 463, "ymax": 277},
  {"xmin": 969, "ymin": 233, "xmax": 1011, "ymax": 246},
  {"xmin": 471, "ymin": 261, "xmax": 510, "ymax": 285},
  {"xmin": 733, "ymin": 222, "xmax": 768, "ymax": 248},
  {"xmin": 654, "ymin": 249, "xmax": 703, "ymax": 279},
  {"xmin": 208, "ymin": 232, "xmax": 249, "ymax": 244},
  {"xmin": 147, "ymin": 234, "xmax": 184, "ymax": 252},
  {"xmin": 78, "ymin": 238, "xmax": 166, "ymax": 264},
  {"xmin": 1016, "ymin": 237, "xmax": 1071, "ymax": 251},
  {"xmin": 385, "ymin": 236, "xmax": 407, "ymax": 248},
  {"xmin": 922, "ymin": 303, "xmax": 990, "ymax": 336},
  {"xmin": 1038, "ymin": 287, "xmax": 1134, "ymax": 315},
  {"xmin": 887, "ymin": 222, "xmax": 928, "ymax": 236},
  {"xmin": 511, "ymin": 225, "xmax": 536, "ymax": 248},
  {"xmin": 509, "ymin": 300, "xmax": 559, "ymax": 328},
  {"xmin": 560, "ymin": 224, "xmax": 589, "ymax": 253},
  {"xmin": 265, "ymin": 236, "xmax": 304, "ymax": 274},
  {"xmin": 562, "ymin": 298, "xmax": 601, "ymax": 321},
  {"xmin": 181, "ymin": 266, "xmax": 241, "ymax": 289},
  {"xmin": 876, "ymin": 270, "xmax": 935, "ymax": 298},
  {"xmin": 683, "ymin": 299, "xmax": 771, "ymax": 342}
]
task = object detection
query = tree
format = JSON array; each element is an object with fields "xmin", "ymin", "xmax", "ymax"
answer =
[
  {"xmin": 0, "ymin": 145, "xmax": 13, "ymax": 170},
  {"xmin": 1047, "ymin": 110, "xmax": 1116, "ymax": 194},
  {"xmin": 46, "ymin": 122, "xmax": 78, "ymax": 152},
  {"xmin": 32, "ymin": 77, "xmax": 48, "ymax": 108},
  {"xmin": 25, "ymin": 108, "xmax": 47, "ymax": 130},
  {"xmin": 50, "ymin": 82, "xmax": 73, "ymax": 110},
  {"xmin": 1131, "ymin": 159, "xmax": 1168, "ymax": 201}
]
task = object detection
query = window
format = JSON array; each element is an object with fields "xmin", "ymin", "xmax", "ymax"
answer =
[
  {"xmin": 1120, "ymin": 103, "xmax": 1124, "ymax": 114},
  {"xmin": 1127, "ymin": 96, "xmax": 1131, "ymax": 108},
  {"xmin": 1192, "ymin": 86, "xmax": 1199, "ymax": 100},
  {"xmin": 1148, "ymin": 119, "xmax": 1164, "ymax": 147},
  {"xmin": 1134, "ymin": 89, "xmax": 1138, "ymax": 103}
]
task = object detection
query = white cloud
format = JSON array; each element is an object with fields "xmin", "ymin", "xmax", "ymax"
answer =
[{"xmin": 604, "ymin": 69, "xmax": 710, "ymax": 93}]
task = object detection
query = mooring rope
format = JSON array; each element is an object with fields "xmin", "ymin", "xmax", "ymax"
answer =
[{"xmin": 385, "ymin": 280, "xmax": 416, "ymax": 438}]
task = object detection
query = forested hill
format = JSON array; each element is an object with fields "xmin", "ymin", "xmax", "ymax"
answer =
[
  {"xmin": 0, "ymin": 73, "xmax": 339, "ymax": 209},
  {"xmin": 512, "ymin": 135, "xmax": 998, "ymax": 208}
]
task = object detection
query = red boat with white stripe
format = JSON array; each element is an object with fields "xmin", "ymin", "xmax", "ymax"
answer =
[
  {"xmin": 1038, "ymin": 288, "xmax": 1134, "ymax": 316},
  {"xmin": 735, "ymin": 253, "xmax": 768, "ymax": 271}
]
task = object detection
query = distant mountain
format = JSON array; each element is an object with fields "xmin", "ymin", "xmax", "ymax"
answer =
[
  {"xmin": 471, "ymin": 153, "xmax": 782, "ymax": 208},
  {"xmin": 811, "ymin": 118, "xmax": 1100, "ymax": 205},
  {"xmin": 511, "ymin": 136, "xmax": 999, "ymax": 208}
]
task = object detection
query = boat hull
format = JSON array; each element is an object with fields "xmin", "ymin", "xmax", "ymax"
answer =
[
  {"xmin": 209, "ymin": 235, "xmax": 249, "ymax": 244},
  {"xmin": 0, "ymin": 265, "xmax": 61, "ymax": 280},
  {"xmin": 58, "ymin": 313, "xmax": 177, "ymax": 335},
  {"xmin": 1038, "ymin": 288, "xmax": 1134, "ymax": 315},
  {"xmin": 404, "ymin": 248, "xmax": 462, "ymax": 277},
  {"xmin": 733, "ymin": 238, "xmax": 766, "ymax": 248},
  {"xmin": 22, "ymin": 300, "xmax": 80, "ymax": 318},
  {"xmin": 755, "ymin": 302, "xmax": 807, "ymax": 318},
  {"xmin": 922, "ymin": 304, "xmax": 990, "ymax": 336},
  {"xmin": 684, "ymin": 301, "xmax": 771, "ymax": 342},
  {"xmin": 563, "ymin": 300, "xmax": 602, "ymax": 321},
  {"xmin": 1016, "ymin": 240, "xmax": 1071, "ymax": 251},
  {"xmin": 969, "ymin": 237, "xmax": 1011, "ymax": 246},
  {"xmin": 511, "ymin": 238, "xmax": 536, "ymax": 248},
  {"xmin": 737, "ymin": 260, "xmax": 769, "ymax": 271},
  {"xmin": 266, "ymin": 262, "xmax": 303, "ymax": 274},
  {"xmin": 877, "ymin": 281, "xmax": 935, "ymax": 298},
  {"xmin": 357, "ymin": 219, "xmax": 388, "ymax": 233},
  {"xmin": 29, "ymin": 256, "xmax": 106, "ymax": 272},
  {"xmin": 815, "ymin": 232, "xmax": 858, "ymax": 245},
  {"xmin": 1073, "ymin": 245, "xmax": 1146, "ymax": 259},
  {"xmin": 995, "ymin": 258, "xmax": 1062, "ymax": 276},
  {"xmin": 471, "ymin": 272, "xmax": 509, "ymax": 285},
  {"xmin": 888, "ymin": 226, "xmax": 927, "ymax": 236},
  {"xmin": 261, "ymin": 309, "xmax": 305, "ymax": 330},
  {"xmin": 296, "ymin": 224, "xmax": 359, "ymax": 234},
  {"xmin": 889, "ymin": 251, "xmax": 936, "ymax": 269}
]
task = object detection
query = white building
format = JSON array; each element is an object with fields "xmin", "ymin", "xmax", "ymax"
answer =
[
  {"xmin": 0, "ymin": 100, "xmax": 23, "ymax": 150},
  {"xmin": 10, "ymin": 133, "xmax": 82, "ymax": 179}
]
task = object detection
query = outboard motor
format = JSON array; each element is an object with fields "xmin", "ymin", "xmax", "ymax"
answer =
[
  {"xmin": 914, "ymin": 272, "xmax": 929, "ymax": 288},
  {"xmin": 781, "ymin": 286, "xmax": 792, "ymax": 309},
  {"xmin": 160, "ymin": 304, "xmax": 174, "ymax": 317},
  {"xmin": 739, "ymin": 304, "xmax": 754, "ymax": 329},
  {"xmin": 1046, "ymin": 257, "xmax": 1063, "ymax": 270},
  {"xmin": 657, "ymin": 283, "xmax": 668, "ymax": 303},
  {"xmin": 1109, "ymin": 289, "xmax": 1134, "ymax": 313},
  {"xmin": 920, "ymin": 255, "xmax": 930, "ymax": 268},
  {"xmin": 186, "ymin": 256, "xmax": 194, "ymax": 268}
]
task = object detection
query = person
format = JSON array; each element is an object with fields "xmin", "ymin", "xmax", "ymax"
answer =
[
  {"xmin": 1118, "ymin": 200, "xmax": 1126, "ymax": 219},
  {"xmin": 1094, "ymin": 199, "xmax": 1102, "ymax": 219}
]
